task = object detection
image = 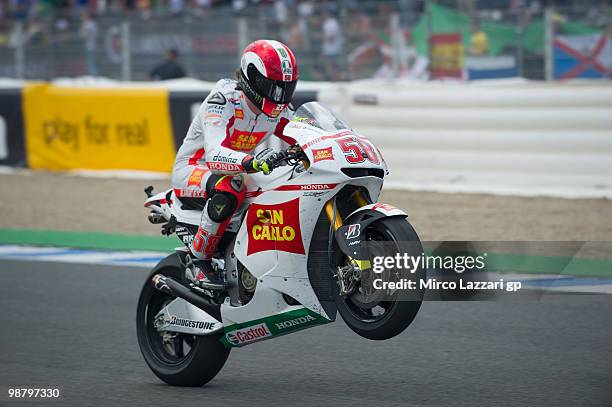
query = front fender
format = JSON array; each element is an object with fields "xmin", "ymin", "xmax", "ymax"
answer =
[{"xmin": 334, "ymin": 203, "xmax": 407, "ymax": 266}]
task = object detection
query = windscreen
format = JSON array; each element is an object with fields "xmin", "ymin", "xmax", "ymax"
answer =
[{"xmin": 293, "ymin": 102, "xmax": 351, "ymax": 132}]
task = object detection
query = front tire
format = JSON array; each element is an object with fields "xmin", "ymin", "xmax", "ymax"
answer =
[
  {"xmin": 335, "ymin": 217, "xmax": 424, "ymax": 340},
  {"xmin": 136, "ymin": 265, "xmax": 230, "ymax": 386}
]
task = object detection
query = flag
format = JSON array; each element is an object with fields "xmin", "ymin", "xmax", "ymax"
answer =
[
  {"xmin": 465, "ymin": 55, "xmax": 518, "ymax": 80},
  {"xmin": 554, "ymin": 33, "xmax": 612, "ymax": 79}
]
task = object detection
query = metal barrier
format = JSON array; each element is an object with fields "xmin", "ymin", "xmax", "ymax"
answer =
[{"xmin": 0, "ymin": 2, "xmax": 609, "ymax": 81}]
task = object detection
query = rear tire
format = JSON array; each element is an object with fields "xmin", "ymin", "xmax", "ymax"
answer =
[
  {"xmin": 136, "ymin": 265, "xmax": 230, "ymax": 386},
  {"xmin": 335, "ymin": 217, "xmax": 424, "ymax": 340}
]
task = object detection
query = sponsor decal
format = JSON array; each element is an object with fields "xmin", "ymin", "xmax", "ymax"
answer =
[
  {"xmin": 187, "ymin": 168, "xmax": 206, "ymax": 187},
  {"xmin": 220, "ymin": 309, "xmax": 331, "ymax": 347},
  {"xmin": 175, "ymin": 225, "xmax": 195, "ymax": 244},
  {"xmin": 223, "ymin": 129, "xmax": 267, "ymax": 152},
  {"xmin": 207, "ymin": 119, "xmax": 224, "ymax": 127},
  {"xmin": 212, "ymin": 152, "xmax": 238, "ymax": 164},
  {"xmin": 175, "ymin": 188, "xmax": 206, "ymax": 198},
  {"xmin": 207, "ymin": 162, "xmax": 242, "ymax": 172},
  {"xmin": 372, "ymin": 203, "xmax": 397, "ymax": 212},
  {"xmin": 276, "ymin": 47, "xmax": 293, "ymax": 81},
  {"xmin": 312, "ymin": 146, "xmax": 334, "ymax": 163},
  {"xmin": 303, "ymin": 191, "xmax": 330, "ymax": 198},
  {"xmin": 170, "ymin": 316, "xmax": 216, "ymax": 330},
  {"xmin": 230, "ymin": 98, "xmax": 244, "ymax": 119},
  {"xmin": 207, "ymin": 105, "xmax": 225, "ymax": 115},
  {"xmin": 247, "ymin": 198, "xmax": 305, "ymax": 255},
  {"xmin": 271, "ymin": 104, "xmax": 284, "ymax": 117},
  {"xmin": 205, "ymin": 113, "xmax": 224, "ymax": 127},
  {"xmin": 214, "ymin": 203, "xmax": 226, "ymax": 215},
  {"xmin": 275, "ymin": 315, "xmax": 315, "ymax": 331},
  {"xmin": 275, "ymin": 183, "xmax": 337, "ymax": 191},
  {"xmin": 23, "ymin": 84, "xmax": 174, "ymax": 172},
  {"xmin": 226, "ymin": 323, "xmax": 272, "ymax": 345},
  {"xmin": 246, "ymin": 184, "xmax": 337, "ymax": 197},
  {"xmin": 346, "ymin": 224, "xmax": 361, "ymax": 239}
]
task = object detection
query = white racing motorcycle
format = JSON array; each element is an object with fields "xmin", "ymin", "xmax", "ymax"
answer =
[{"xmin": 137, "ymin": 102, "xmax": 424, "ymax": 386}]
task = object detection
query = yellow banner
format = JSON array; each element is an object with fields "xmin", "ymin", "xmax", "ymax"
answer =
[{"xmin": 23, "ymin": 84, "xmax": 175, "ymax": 172}]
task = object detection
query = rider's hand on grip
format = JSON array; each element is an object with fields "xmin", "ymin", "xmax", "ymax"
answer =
[{"xmin": 243, "ymin": 148, "xmax": 281, "ymax": 175}]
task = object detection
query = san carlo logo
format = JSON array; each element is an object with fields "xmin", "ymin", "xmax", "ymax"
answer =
[
  {"xmin": 247, "ymin": 198, "xmax": 305, "ymax": 255},
  {"xmin": 187, "ymin": 168, "xmax": 206, "ymax": 187},
  {"xmin": 226, "ymin": 323, "xmax": 272, "ymax": 345},
  {"xmin": 312, "ymin": 146, "xmax": 334, "ymax": 163}
]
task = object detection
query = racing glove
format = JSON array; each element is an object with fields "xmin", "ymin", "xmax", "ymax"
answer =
[{"xmin": 242, "ymin": 148, "xmax": 280, "ymax": 175}]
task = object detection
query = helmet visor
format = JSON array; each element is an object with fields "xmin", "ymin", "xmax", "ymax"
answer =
[{"xmin": 248, "ymin": 64, "xmax": 297, "ymax": 104}]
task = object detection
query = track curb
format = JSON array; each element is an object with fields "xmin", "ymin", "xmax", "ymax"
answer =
[
  {"xmin": 1, "ymin": 229, "xmax": 611, "ymax": 278},
  {"xmin": 0, "ymin": 228, "xmax": 180, "ymax": 252}
]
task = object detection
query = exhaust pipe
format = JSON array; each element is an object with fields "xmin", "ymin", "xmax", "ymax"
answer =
[{"xmin": 152, "ymin": 274, "xmax": 222, "ymax": 322}]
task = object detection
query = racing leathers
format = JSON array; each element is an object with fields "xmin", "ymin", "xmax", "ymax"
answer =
[{"xmin": 172, "ymin": 78, "xmax": 295, "ymax": 264}]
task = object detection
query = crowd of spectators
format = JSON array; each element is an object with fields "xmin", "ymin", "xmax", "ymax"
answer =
[{"xmin": 0, "ymin": 0, "xmax": 609, "ymax": 80}]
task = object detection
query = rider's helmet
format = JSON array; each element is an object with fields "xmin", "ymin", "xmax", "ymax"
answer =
[{"xmin": 237, "ymin": 39, "xmax": 298, "ymax": 118}]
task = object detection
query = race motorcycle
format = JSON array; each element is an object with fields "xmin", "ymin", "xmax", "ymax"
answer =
[{"xmin": 137, "ymin": 102, "xmax": 424, "ymax": 386}]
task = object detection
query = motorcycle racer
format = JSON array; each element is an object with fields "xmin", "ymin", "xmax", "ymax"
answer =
[{"xmin": 171, "ymin": 39, "xmax": 299, "ymax": 290}]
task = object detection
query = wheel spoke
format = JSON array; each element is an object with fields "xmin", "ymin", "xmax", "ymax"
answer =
[{"xmin": 173, "ymin": 337, "xmax": 184, "ymax": 358}]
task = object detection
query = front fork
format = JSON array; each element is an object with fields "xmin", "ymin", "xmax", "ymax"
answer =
[
  {"xmin": 324, "ymin": 190, "xmax": 369, "ymax": 231},
  {"xmin": 324, "ymin": 190, "xmax": 371, "ymax": 296}
]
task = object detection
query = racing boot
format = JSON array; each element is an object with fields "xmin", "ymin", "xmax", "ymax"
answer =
[
  {"xmin": 185, "ymin": 254, "xmax": 226, "ymax": 291},
  {"xmin": 186, "ymin": 175, "xmax": 246, "ymax": 291}
]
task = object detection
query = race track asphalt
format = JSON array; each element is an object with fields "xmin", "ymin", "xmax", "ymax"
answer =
[{"xmin": 0, "ymin": 260, "xmax": 610, "ymax": 406}]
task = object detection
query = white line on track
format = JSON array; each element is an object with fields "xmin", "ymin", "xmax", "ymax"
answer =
[{"xmin": 1, "ymin": 245, "xmax": 612, "ymax": 294}]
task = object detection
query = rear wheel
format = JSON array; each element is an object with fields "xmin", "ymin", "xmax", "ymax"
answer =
[
  {"xmin": 335, "ymin": 217, "xmax": 424, "ymax": 340},
  {"xmin": 136, "ymin": 265, "xmax": 230, "ymax": 386}
]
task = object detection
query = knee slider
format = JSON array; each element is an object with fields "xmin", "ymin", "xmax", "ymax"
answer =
[{"xmin": 207, "ymin": 192, "xmax": 237, "ymax": 222}]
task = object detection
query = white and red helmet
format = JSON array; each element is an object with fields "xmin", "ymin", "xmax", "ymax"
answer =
[{"xmin": 237, "ymin": 39, "xmax": 298, "ymax": 118}]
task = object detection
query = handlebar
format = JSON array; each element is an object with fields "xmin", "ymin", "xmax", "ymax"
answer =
[{"xmin": 270, "ymin": 145, "xmax": 307, "ymax": 169}]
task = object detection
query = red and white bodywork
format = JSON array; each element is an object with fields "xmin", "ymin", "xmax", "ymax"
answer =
[{"xmin": 144, "ymin": 102, "xmax": 406, "ymax": 343}]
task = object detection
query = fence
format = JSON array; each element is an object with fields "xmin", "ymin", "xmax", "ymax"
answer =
[{"xmin": 0, "ymin": 1, "xmax": 610, "ymax": 81}]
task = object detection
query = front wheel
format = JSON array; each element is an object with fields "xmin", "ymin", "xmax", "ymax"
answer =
[
  {"xmin": 136, "ymin": 264, "xmax": 230, "ymax": 386},
  {"xmin": 335, "ymin": 217, "xmax": 424, "ymax": 340}
]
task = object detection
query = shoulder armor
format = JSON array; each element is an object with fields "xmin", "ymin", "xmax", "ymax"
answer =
[{"xmin": 208, "ymin": 92, "xmax": 227, "ymax": 105}]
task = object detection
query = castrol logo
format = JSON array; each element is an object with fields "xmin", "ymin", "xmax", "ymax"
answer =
[{"xmin": 226, "ymin": 323, "xmax": 272, "ymax": 345}]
